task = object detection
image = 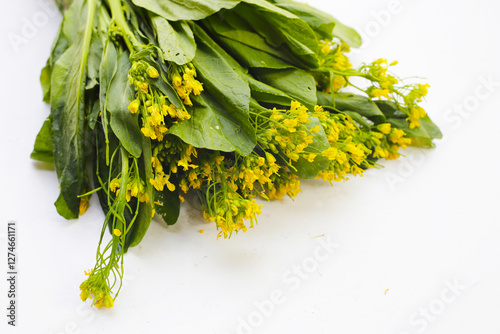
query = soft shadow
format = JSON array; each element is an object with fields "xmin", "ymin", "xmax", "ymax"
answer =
[{"xmin": 32, "ymin": 161, "xmax": 55, "ymax": 171}]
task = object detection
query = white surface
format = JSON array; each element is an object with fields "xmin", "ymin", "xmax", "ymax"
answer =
[{"xmin": 1, "ymin": 0, "xmax": 500, "ymax": 333}]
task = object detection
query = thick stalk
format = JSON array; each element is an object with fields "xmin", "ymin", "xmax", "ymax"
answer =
[{"xmin": 106, "ymin": 0, "xmax": 140, "ymax": 51}]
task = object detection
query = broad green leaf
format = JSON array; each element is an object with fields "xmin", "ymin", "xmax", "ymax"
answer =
[
  {"xmin": 374, "ymin": 100, "xmax": 406, "ymax": 119},
  {"xmin": 107, "ymin": 52, "xmax": 143, "ymax": 159},
  {"xmin": 246, "ymin": 74, "xmax": 294, "ymax": 106},
  {"xmin": 342, "ymin": 111, "xmax": 372, "ymax": 128},
  {"xmin": 215, "ymin": 35, "xmax": 295, "ymax": 69},
  {"xmin": 192, "ymin": 28, "xmax": 250, "ymax": 122},
  {"xmin": 170, "ymin": 26, "xmax": 256, "ymax": 156},
  {"xmin": 253, "ymin": 68, "xmax": 317, "ymax": 110},
  {"xmin": 170, "ymin": 93, "xmax": 256, "ymax": 155},
  {"xmin": 50, "ymin": 0, "xmax": 97, "ymax": 218},
  {"xmin": 55, "ymin": 192, "xmax": 78, "ymax": 220},
  {"xmin": 62, "ymin": 0, "xmax": 89, "ymax": 45},
  {"xmin": 31, "ymin": 117, "xmax": 54, "ymax": 163},
  {"xmin": 332, "ymin": 17, "xmax": 362, "ymax": 48},
  {"xmin": 131, "ymin": 0, "xmax": 241, "ymax": 21},
  {"xmin": 267, "ymin": 0, "xmax": 336, "ymax": 39},
  {"xmin": 202, "ymin": 14, "xmax": 301, "ymax": 69},
  {"xmin": 268, "ymin": 0, "xmax": 361, "ymax": 47},
  {"xmin": 86, "ymin": 31, "xmax": 103, "ymax": 89},
  {"xmin": 238, "ymin": 0, "xmax": 320, "ymax": 68},
  {"xmin": 154, "ymin": 175, "xmax": 180, "ymax": 225},
  {"xmin": 152, "ymin": 16, "xmax": 196, "ymax": 65},
  {"xmin": 290, "ymin": 117, "xmax": 330, "ymax": 179}
]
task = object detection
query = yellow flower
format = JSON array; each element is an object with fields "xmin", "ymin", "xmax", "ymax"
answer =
[
  {"xmin": 172, "ymin": 75, "xmax": 182, "ymax": 87},
  {"xmin": 128, "ymin": 99, "xmax": 140, "ymax": 114},
  {"xmin": 321, "ymin": 44, "xmax": 331, "ymax": 55},
  {"xmin": 113, "ymin": 229, "xmax": 121, "ymax": 237},
  {"xmin": 322, "ymin": 147, "xmax": 338, "ymax": 161},
  {"xmin": 376, "ymin": 123, "xmax": 391, "ymax": 134},
  {"xmin": 109, "ymin": 178, "xmax": 121, "ymax": 193},
  {"xmin": 310, "ymin": 125, "xmax": 321, "ymax": 133},
  {"xmin": 138, "ymin": 82, "xmax": 148, "ymax": 94},
  {"xmin": 290, "ymin": 101, "xmax": 302, "ymax": 110},
  {"xmin": 283, "ymin": 118, "xmax": 298, "ymax": 130},
  {"xmin": 147, "ymin": 66, "xmax": 159, "ymax": 78},
  {"xmin": 79, "ymin": 196, "xmax": 89, "ymax": 216}
]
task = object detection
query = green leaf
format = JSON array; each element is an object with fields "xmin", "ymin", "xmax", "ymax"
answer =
[
  {"xmin": 50, "ymin": 0, "xmax": 97, "ymax": 218},
  {"xmin": 154, "ymin": 175, "xmax": 180, "ymax": 225},
  {"xmin": 170, "ymin": 26, "xmax": 256, "ymax": 156},
  {"xmin": 246, "ymin": 74, "xmax": 293, "ymax": 106},
  {"xmin": 253, "ymin": 68, "xmax": 317, "ymax": 110},
  {"xmin": 290, "ymin": 117, "xmax": 330, "ymax": 179},
  {"xmin": 86, "ymin": 31, "xmax": 103, "ymax": 90},
  {"xmin": 341, "ymin": 111, "xmax": 372, "ymax": 128},
  {"xmin": 332, "ymin": 17, "xmax": 362, "ymax": 48},
  {"xmin": 40, "ymin": 60, "xmax": 52, "ymax": 103},
  {"xmin": 266, "ymin": 0, "xmax": 361, "ymax": 47},
  {"xmin": 152, "ymin": 16, "xmax": 196, "ymax": 65},
  {"xmin": 55, "ymin": 192, "xmax": 78, "ymax": 220},
  {"xmin": 238, "ymin": 0, "xmax": 320, "ymax": 68},
  {"xmin": 202, "ymin": 14, "xmax": 301, "ymax": 69},
  {"xmin": 107, "ymin": 52, "xmax": 143, "ymax": 159},
  {"xmin": 374, "ymin": 100, "xmax": 406, "ymax": 119},
  {"xmin": 170, "ymin": 93, "xmax": 256, "ymax": 155},
  {"xmin": 266, "ymin": 0, "xmax": 336, "ymax": 39},
  {"xmin": 131, "ymin": 0, "xmax": 241, "ymax": 21},
  {"xmin": 31, "ymin": 117, "xmax": 54, "ymax": 163}
]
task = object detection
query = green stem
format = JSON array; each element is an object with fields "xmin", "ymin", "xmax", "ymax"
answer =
[{"xmin": 106, "ymin": 0, "xmax": 140, "ymax": 51}]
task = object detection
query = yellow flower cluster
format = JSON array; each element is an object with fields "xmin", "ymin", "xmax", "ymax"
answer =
[
  {"xmin": 128, "ymin": 60, "xmax": 159, "ymax": 94},
  {"xmin": 150, "ymin": 156, "xmax": 175, "ymax": 192},
  {"xmin": 362, "ymin": 59, "xmax": 429, "ymax": 129},
  {"xmin": 171, "ymin": 64, "xmax": 204, "ymax": 106},
  {"xmin": 80, "ymin": 271, "xmax": 114, "ymax": 309},
  {"xmin": 266, "ymin": 169, "xmax": 302, "ymax": 200},
  {"xmin": 127, "ymin": 61, "xmax": 193, "ymax": 143},
  {"xmin": 317, "ymin": 39, "xmax": 352, "ymax": 92},
  {"xmin": 315, "ymin": 111, "xmax": 371, "ymax": 181},
  {"xmin": 257, "ymin": 101, "xmax": 314, "ymax": 164},
  {"xmin": 365, "ymin": 59, "xmax": 399, "ymax": 100},
  {"xmin": 109, "ymin": 175, "xmax": 149, "ymax": 203},
  {"xmin": 405, "ymin": 84, "xmax": 429, "ymax": 129},
  {"xmin": 204, "ymin": 192, "xmax": 263, "ymax": 239}
]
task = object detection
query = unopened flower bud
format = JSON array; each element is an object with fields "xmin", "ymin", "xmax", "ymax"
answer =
[{"xmin": 147, "ymin": 66, "xmax": 159, "ymax": 78}]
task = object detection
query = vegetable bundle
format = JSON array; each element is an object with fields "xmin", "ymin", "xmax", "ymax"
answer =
[{"xmin": 33, "ymin": 0, "xmax": 442, "ymax": 308}]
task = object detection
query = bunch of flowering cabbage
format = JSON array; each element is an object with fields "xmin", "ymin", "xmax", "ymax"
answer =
[{"xmin": 32, "ymin": 0, "xmax": 441, "ymax": 308}]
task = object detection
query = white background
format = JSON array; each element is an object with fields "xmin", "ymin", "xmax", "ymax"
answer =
[{"xmin": 1, "ymin": 0, "xmax": 500, "ymax": 333}]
